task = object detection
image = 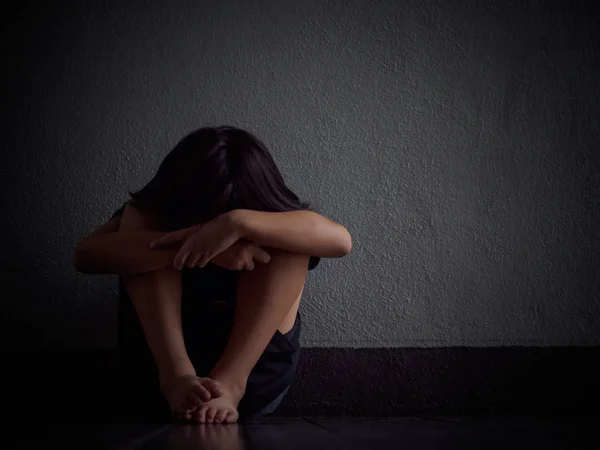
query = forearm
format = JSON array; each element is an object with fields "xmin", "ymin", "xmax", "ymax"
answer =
[
  {"xmin": 231, "ymin": 209, "xmax": 352, "ymax": 258},
  {"xmin": 74, "ymin": 230, "xmax": 177, "ymax": 275}
]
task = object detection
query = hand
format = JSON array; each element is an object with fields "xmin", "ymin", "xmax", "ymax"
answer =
[
  {"xmin": 161, "ymin": 375, "xmax": 226, "ymax": 420},
  {"xmin": 189, "ymin": 376, "xmax": 226, "ymax": 403},
  {"xmin": 211, "ymin": 240, "xmax": 271, "ymax": 271},
  {"xmin": 150, "ymin": 213, "xmax": 241, "ymax": 270}
]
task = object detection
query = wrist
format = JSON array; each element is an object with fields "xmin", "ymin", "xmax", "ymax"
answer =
[{"xmin": 227, "ymin": 209, "xmax": 250, "ymax": 239}]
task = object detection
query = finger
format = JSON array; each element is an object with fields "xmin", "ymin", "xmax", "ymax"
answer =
[
  {"xmin": 198, "ymin": 253, "xmax": 213, "ymax": 268},
  {"xmin": 186, "ymin": 252, "xmax": 203, "ymax": 268},
  {"xmin": 150, "ymin": 229, "xmax": 189, "ymax": 248},
  {"xmin": 174, "ymin": 243, "xmax": 193, "ymax": 270},
  {"xmin": 244, "ymin": 258, "xmax": 255, "ymax": 271},
  {"xmin": 202, "ymin": 379, "xmax": 225, "ymax": 397},
  {"xmin": 202, "ymin": 238, "xmax": 237, "ymax": 268},
  {"xmin": 191, "ymin": 383, "xmax": 212, "ymax": 402},
  {"xmin": 252, "ymin": 247, "xmax": 271, "ymax": 264}
]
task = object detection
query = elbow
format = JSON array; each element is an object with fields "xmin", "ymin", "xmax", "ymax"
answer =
[
  {"xmin": 334, "ymin": 227, "xmax": 352, "ymax": 257},
  {"xmin": 310, "ymin": 213, "xmax": 352, "ymax": 258},
  {"xmin": 73, "ymin": 243, "xmax": 92, "ymax": 274}
]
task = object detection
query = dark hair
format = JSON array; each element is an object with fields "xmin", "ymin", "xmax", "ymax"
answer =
[{"xmin": 129, "ymin": 125, "xmax": 311, "ymax": 229}]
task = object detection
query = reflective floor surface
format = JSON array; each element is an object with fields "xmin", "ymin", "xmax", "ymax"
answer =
[{"xmin": 3, "ymin": 416, "xmax": 593, "ymax": 449}]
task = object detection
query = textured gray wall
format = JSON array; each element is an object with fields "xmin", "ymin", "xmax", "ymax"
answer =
[{"xmin": 1, "ymin": 0, "xmax": 598, "ymax": 349}]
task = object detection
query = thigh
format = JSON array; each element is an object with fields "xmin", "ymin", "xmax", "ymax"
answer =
[{"xmin": 278, "ymin": 288, "xmax": 303, "ymax": 335}]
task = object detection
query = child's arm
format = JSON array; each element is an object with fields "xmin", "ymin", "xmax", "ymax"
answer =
[
  {"xmin": 230, "ymin": 209, "xmax": 352, "ymax": 258},
  {"xmin": 74, "ymin": 230, "xmax": 177, "ymax": 274},
  {"xmin": 74, "ymin": 203, "xmax": 272, "ymax": 275},
  {"xmin": 73, "ymin": 203, "xmax": 176, "ymax": 275}
]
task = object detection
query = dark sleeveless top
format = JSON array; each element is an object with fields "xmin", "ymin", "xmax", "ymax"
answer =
[{"xmin": 109, "ymin": 203, "xmax": 319, "ymax": 417}]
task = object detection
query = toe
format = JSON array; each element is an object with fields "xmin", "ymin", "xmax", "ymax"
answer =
[
  {"xmin": 214, "ymin": 409, "xmax": 227, "ymax": 424},
  {"xmin": 195, "ymin": 406, "xmax": 208, "ymax": 424},
  {"xmin": 205, "ymin": 407, "xmax": 217, "ymax": 423},
  {"xmin": 225, "ymin": 411, "xmax": 238, "ymax": 424},
  {"xmin": 182, "ymin": 395, "xmax": 198, "ymax": 410}
]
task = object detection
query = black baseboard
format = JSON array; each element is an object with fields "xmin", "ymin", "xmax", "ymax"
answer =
[
  {"xmin": 1, "ymin": 347, "xmax": 597, "ymax": 420},
  {"xmin": 280, "ymin": 347, "xmax": 600, "ymax": 416}
]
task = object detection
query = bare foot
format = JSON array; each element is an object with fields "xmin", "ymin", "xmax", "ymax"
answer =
[
  {"xmin": 160, "ymin": 374, "xmax": 224, "ymax": 421},
  {"xmin": 193, "ymin": 379, "xmax": 245, "ymax": 424}
]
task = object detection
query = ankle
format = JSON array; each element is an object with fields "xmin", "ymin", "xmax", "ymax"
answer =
[
  {"xmin": 208, "ymin": 370, "xmax": 247, "ymax": 397},
  {"xmin": 158, "ymin": 358, "xmax": 196, "ymax": 383}
]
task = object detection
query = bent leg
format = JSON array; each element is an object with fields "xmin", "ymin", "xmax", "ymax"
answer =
[
  {"xmin": 122, "ymin": 268, "xmax": 215, "ymax": 418},
  {"xmin": 122, "ymin": 268, "xmax": 190, "ymax": 377},
  {"xmin": 194, "ymin": 249, "xmax": 310, "ymax": 424}
]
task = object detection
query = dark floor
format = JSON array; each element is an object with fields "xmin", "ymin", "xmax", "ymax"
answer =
[
  {"xmin": 3, "ymin": 416, "xmax": 593, "ymax": 449},
  {"xmin": 2, "ymin": 349, "xmax": 599, "ymax": 448}
]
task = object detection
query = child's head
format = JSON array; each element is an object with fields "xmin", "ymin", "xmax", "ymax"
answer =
[{"xmin": 129, "ymin": 125, "xmax": 309, "ymax": 228}]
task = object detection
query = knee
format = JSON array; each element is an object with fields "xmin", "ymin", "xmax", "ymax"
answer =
[
  {"xmin": 262, "ymin": 248, "xmax": 311, "ymax": 269},
  {"xmin": 239, "ymin": 249, "xmax": 309, "ymax": 295},
  {"xmin": 240, "ymin": 248, "xmax": 309, "ymax": 283}
]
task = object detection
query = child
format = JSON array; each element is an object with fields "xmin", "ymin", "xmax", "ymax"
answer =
[{"xmin": 73, "ymin": 125, "xmax": 352, "ymax": 424}]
